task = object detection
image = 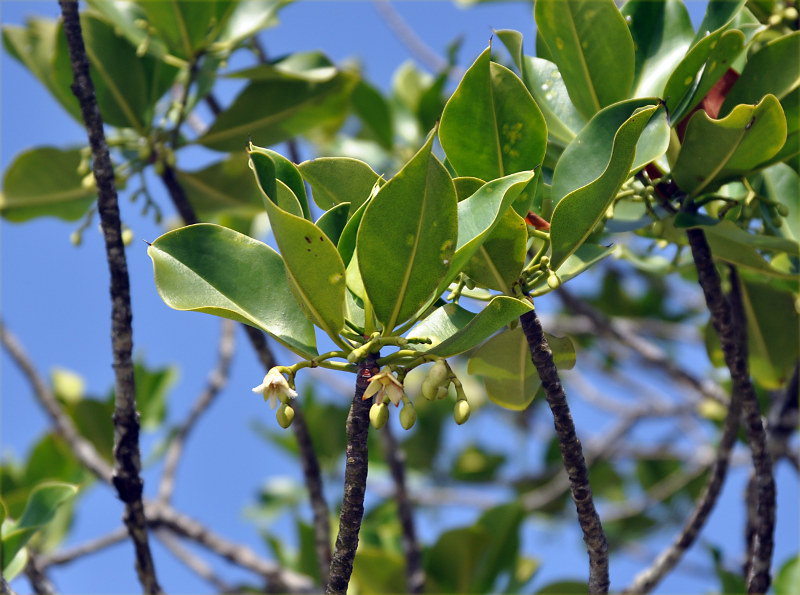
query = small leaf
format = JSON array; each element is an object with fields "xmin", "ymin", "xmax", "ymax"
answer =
[
  {"xmin": 407, "ymin": 296, "xmax": 532, "ymax": 358},
  {"xmin": 249, "ymin": 148, "xmax": 347, "ymax": 342},
  {"xmin": 1, "ymin": 147, "xmax": 95, "ymax": 222},
  {"xmin": 251, "ymin": 147, "xmax": 310, "ymax": 219},
  {"xmin": 315, "ymin": 203, "xmax": 350, "ymax": 246},
  {"xmin": 774, "ymin": 554, "xmax": 800, "ymax": 595},
  {"xmin": 148, "ymin": 223, "xmax": 317, "ymax": 358},
  {"xmin": 351, "ymin": 79, "xmax": 394, "ymax": 150},
  {"xmin": 2, "ymin": 482, "xmax": 78, "ymax": 571},
  {"xmin": 439, "ymin": 47, "xmax": 547, "ymax": 180},
  {"xmin": 720, "ymin": 31, "xmax": 800, "ymax": 117},
  {"xmin": 357, "ymin": 132, "xmax": 458, "ymax": 330},
  {"xmin": 463, "ymin": 209, "xmax": 528, "ymax": 292},
  {"xmin": 673, "ymin": 95, "xmax": 787, "ymax": 196},
  {"xmin": 550, "ymin": 105, "xmax": 658, "ymax": 271},
  {"xmin": 298, "ymin": 157, "xmax": 381, "ymax": 211},
  {"xmin": 534, "ymin": 0, "xmax": 634, "ymax": 119}
]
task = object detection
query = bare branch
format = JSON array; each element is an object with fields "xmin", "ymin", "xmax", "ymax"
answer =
[
  {"xmin": 24, "ymin": 551, "xmax": 55, "ymax": 595},
  {"xmin": 57, "ymin": 2, "xmax": 159, "ymax": 591},
  {"xmin": 380, "ymin": 423, "xmax": 424, "ymax": 593},
  {"xmin": 326, "ymin": 354, "xmax": 379, "ymax": 594},
  {"xmin": 158, "ymin": 319, "xmax": 236, "ymax": 504},
  {"xmin": 154, "ymin": 529, "xmax": 233, "ymax": 593},
  {"xmin": 372, "ymin": 0, "xmax": 450, "ymax": 74},
  {"xmin": 38, "ymin": 528, "xmax": 130, "ymax": 569},
  {"xmin": 520, "ymin": 306, "xmax": 609, "ymax": 594}
]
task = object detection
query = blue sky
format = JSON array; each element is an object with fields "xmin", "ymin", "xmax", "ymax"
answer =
[{"xmin": 2, "ymin": 1, "xmax": 797, "ymax": 593}]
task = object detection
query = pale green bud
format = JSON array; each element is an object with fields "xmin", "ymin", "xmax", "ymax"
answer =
[
  {"xmin": 70, "ymin": 231, "xmax": 82, "ymax": 247},
  {"xmin": 370, "ymin": 402, "xmax": 389, "ymax": 429},
  {"xmin": 547, "ymin": 272, "xmax": 561, "ymax": 289},
  {"xmin": 427, "ymin": 360, "xmax": 449, "ymax": 387},
  {"xmin": 539, "ymin": 255, "xmax": 550, "ymax": 268},
  {"xmin": 776, "ymin": 204, "xmax": 790, "ymax": 217},
  {"xmin": 276, "ymin": 403, "xmax": 295, "ymax": 428},
  {"xmin": 454, "ymin": 400, "xmax": 471, "ymax": 425},
  {"xmin": 400, "ymin": 403, "xmax": 417, "ymax": 430},
  {"xmin": 121, "ymin": 228, "xmax": 134, "ymax": 246},
  {"xmin": 81, "ymin": 173, "xmax": 96, "ymax": 190},
  {"xmin": 421, "ymin": 378, "xmax": 437, "ymax": 401},
  {"xmin": 436, "ymin": 385, "xmax": 449, "ymax": 400}
]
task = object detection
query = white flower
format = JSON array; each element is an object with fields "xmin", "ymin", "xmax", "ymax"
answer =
[
  {"xmin": 252, "ymin": 368, "xmax": 298, "ymax": 409},
  {"xmin": 363, "ymin": 368, "xmax": 405, "ymax": 406}
]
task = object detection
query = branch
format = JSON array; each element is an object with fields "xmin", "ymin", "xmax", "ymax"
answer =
[
  {"xmin": 686, "ymin": 231, "xmax": 775, "ymax": 594},
  {"xmin": 158, "ymin": 318, "xmax": 236, "ymax": 503},
  {"xmin": 24, "ymin": 551, "xmax": 55, "ymax": 595},
  {"xmin": 153, "ymin": 529, "xmax": 233, "ymax": 593},
  {"xmin": 372, "ymin": 0, "xmax": 451, "ymax": 74},
  {"xmin": 57, "ymin": 3, "xmax": 160, "ymax": 591},
  {"xmin": 326, "ymin": 353, "xmax": 378, "ymax": 594},
  {"xmin": 38, "ymin": 528, "xmax": 130, "ymax": 568},
  {"xmin": 380, "ymin": 423, "xmax": 425, "ymax": 593},
  {"xmin": 0, "ymin": 320, "xmax": 113, "ymax": 482},
  {"xmin": 519, "ymin": 306, "xmax": 609, "ymax": 594}
]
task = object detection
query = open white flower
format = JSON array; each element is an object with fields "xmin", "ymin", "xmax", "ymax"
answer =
[
  {"xmin": 252, "ymin": 368, "xmax": 298, "ymax": 409},
  {"xmin": 362, "ymin": 368, "xmax": 405, "ymax": 406}
]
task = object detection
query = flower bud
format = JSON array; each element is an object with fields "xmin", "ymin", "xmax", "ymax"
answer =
[
  {"xmin": 454, "ymin": 400, "xmax": 471, "ymax": 425},
  {"xmin": 776, "ymin": 204, "xmax": 790, "ymax": 217},
  {"xmin": 421, "ymin": 378, "xmax": 437, "ymax": 401},
  {"xmin": 81, "ymin": 173, "xmax": 96, "ymax": 190},
  {"xmin": 539, "ymin": 255, "xmax": 550, "ymax": 268},
  {"xmin": 400, "ymin": 403, "xmax": 417, "ymax": 430},
  {"xmin": 276, "ymin": 403, "xmax": 295, "ymax": 428},
  {"xmin": 436, "ymin": 385, "xmax": 449, "ymax": 400},
  {"xmin": 121, "ymin": 228, "xmax": 134, "ymax": 246},
  {"xmin": 370, "ymin": 401, "xmax": 389, "ymax": 429},
  {"xmin": 70, "ymin": 231, "xmax": 82, "ymax": 247},
  {"xmin": 427, "ymin": 360, "xmax": 449, "ymax": 387},
  {"xmin": 547, "ymin": 272, "xmax": 561, "ymax": 289}
]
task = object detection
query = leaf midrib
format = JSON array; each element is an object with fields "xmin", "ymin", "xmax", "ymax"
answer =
[{"xmin": 565, "ymin": 0, "xmax": 601, "ymax": 113}]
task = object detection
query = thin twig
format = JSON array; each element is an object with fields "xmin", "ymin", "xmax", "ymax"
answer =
[
  {"xmin": 326, "ymin": 353, "xmax": 379, "ymax": 594},
  {"xmin": 38, "ymin": 528, "xmax": 130, "ymax": 568},
  {"xmin": 57, "ymin": 3, "xmax": 160, "ymax": 591},
  {"xmin": 380, "ymin": 423, "xmax": 424, "ymax": 593},
  {"xmin": 154, "ymin": 529, "xmax": 233, "ymax": 593},
  {"xmin": 519, "ymin": 306, "xmax": 609, "ymax": 594},
  {"xmin": 24, "ymin": 551, "xmax": 55, "ymax": 595},
  {"xmin": 158, "ymin": 318, "xmax": 236, "ymax": 503},
  {"xmin": 372, "ymin": 0, "xmax": 450, "ymax": 74},
  {"xmin": 0, "ymin": 320, "xmax": 113, "ymax": 482}
]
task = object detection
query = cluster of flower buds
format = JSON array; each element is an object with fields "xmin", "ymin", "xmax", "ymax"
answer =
[
  {"xmin": 252, "ymin": 368, "xmax": 298, "ymax": 428},
  {"xmin": 364, "ymin": 368, "xmax": 417, "ymax": 431},
  {"xmin": 421, "ymin": 359, "xmax": 471, "ymax": 425}
]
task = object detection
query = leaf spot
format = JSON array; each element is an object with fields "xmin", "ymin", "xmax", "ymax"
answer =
[
  {"xmin": 304, "ymin": 236, "xmax": 311, "ymax": 243},
  {"xmin": 555, "ymin": 37, "xmax": 564, "ymax": 50},
  {"xmin": 405, "ymin": 234, "xmax": 415, "ymax": 247},
  {"xmin": 329, "ymin": 273, "xmax": 343, "ymax": 285}
]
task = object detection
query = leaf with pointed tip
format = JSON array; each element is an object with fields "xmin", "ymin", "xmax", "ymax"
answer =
[
  {"xmin": 249, "ymin": 148, "xmax": 347, "ymax": 341},
  {"xmin": 148, "ymin": 223, "xmax": 317, "ymax": 358},
  {"xmin": 550, "ymin": 105, "xmax": 659, "ymax": 271},
  {"xmin": 673, "ymin": 95, "xmax": 787, "ymax": 197},
  {"xmin": 357, "ymin": 133, "xmax": 457, "ymax": 331},
  {"xmin": 407, "ymin": 296, "xmax": 532, "ymax": 358},
  {"xmin": 249, "ymin": 146, "xmax": 310, "ymax": 219},
  {"xmin": 439, "ymin": 47, "xmax": 546, "ymax": 180},
  {"xmin": 298, "ymin": 157, "xmax": 381, "ymax": 212},
  {"xmin": 534, "ymin": 0, "xmax": 634, "ymax": 120},
  {"xmin": 1, "ymin": 148, "xmax": 96, "ymax": 222}
]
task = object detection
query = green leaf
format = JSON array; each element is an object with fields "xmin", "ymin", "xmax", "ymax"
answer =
[
  {"xmin": 352, "ymin": 79, "xmax": 394, "ymax": 150},
  {"xmin": 357, "ymin": 132, "xmax": 458, "ymax": 330},
  {"xmin": 739, "ymin": 278, "xmax": 799, "ymax": 389},
  {"xmin": 774, "ymin": 554, "xmax": 800, "ymax": 595},
  {"xmin": 755, "ymin": 163, "xmax": 800, "ymax": 242},
  {"xmin": 767, "ymin": 88, "xmax": 800, "ymax": 171},
  {"xmin": 352, "ymin": 546, "xmax": 407, "ymax": 594},
  {"xmin": 1, "ymin": 147, "xmax": 96, "ymax": 222},
  {"xmin": 720, "ymin": 32, "xmax": 800, "ymax": 117},
  {"xmin": 552, "ymin": 99, "xmax": 668, "ymax": 203},
  {"xmin": 211, "ymin": 0, "xmax": 287, "ymax": 52},
  {"xmin": 463, "ymin": 209, "xmax": 528, "ymax": 292},
  {"xmin": 620, "ymin": 0, "xmax": 695, "ymax": 98},
  {"xmin": 298, "ymin": 157, "xmax": 381, "ymax": 212},
  {"xmin": 407, "ymin": 296, "xmax": 532, "ymax": 358},
  {"xmin": 248, "ymin": 148, "xmax": 347, "ymax": 342},
  {"xmin": 534, "ymin": 0, "xmax": 634, "ymax": 120},
  {"xmin": 337, "ymin": 198, "xmax": 370, "ymax": 266},
  {"xmin": 148, "ymin": 223, "xmax": 317, "ymax": 358},
  {"xmin": 53, "ymin": 14, "xmax": 179, "ymax": 132},
  {"xmin": 453, "ymin": 177, "xmax": 486, "ymax": 201},
  {"xmin": 134, "ymin": 361, "xmax": 176, "ymax": 430},
  {"xmin": 550, "ymin": 105, "xmax": 658, "ymax": 271},
  {"xmin": 315, "ymin": 203, "xmax": 350, "ymax": 246},
  {"xmin": 452, "ymin": 445, "xmax": 506, "ymax": 483},
  {"xmin": 535, "ymin": 580, "xmax": 589, "ymax": 594},
  {"xmin": 673, "ymin": 95, "xmax": 787, "ymax": 196},
  {"xmin": 533, "ymin": 244, "xmax": 617, "ymax": 294},
  {"xmin": 174, "ymin": 154, "xmax": 264, "ymax": 222},
  {"xmin": 136, "ymin": 1, "xmax": 227, "ymax": 59},
  {"xmin": 68, "ymin": 399, "xmax": 115, "ymax": 463},
  {"xmin": 250, "ymin": 147, "xmax": 311, "ymax": 219},
  {"xmin": 2, "ymin": 482, "xmax": 78, "ymax": 572},
  {"xmin": 199, "ymin": 55, "xmax": 357, "ymax": 152},
  {"xmin": 439, "ymin": 47, "xmax": 547, "ymax": 180}
]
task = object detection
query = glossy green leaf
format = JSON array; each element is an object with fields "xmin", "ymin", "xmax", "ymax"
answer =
[
  {"xmin": 463, "ymin": 209, "xmax": 528, "ymax": 292},
  {"xmin": 174, "ymin": 154, "xmax": 264, "ymax": 221},
  {"xmin": 673, "ymin": 95, "xmax": 787, "ymax": 196},
  {"xmin": 351, "ymin": 545, "xmax": 406, "ymax": 594},
  {"xmin": 720, "ymin": 32, "xmax": 800, "ymax": 117},
  {"xmin": 2, "ymin": 18, "xmax": 82, "ymax": 121},
  {"xmin": 552, "ymin": 99, "xmax": 668, "ymax": 203},
  {"xmin": 441, "ymin": 172, "xmax": 535, "ymax": 296},
  {"xmin": 496, "ymin": 30, "xmax": 586, "ymax": 146},
  {"xmin": 212, "ymin": 1, "xmax": 287, "ymax": 51},
  {"xmin": 134, "ymin": 361, "xmax": 176, "ymax": 430},
  {"xmin": 315, "ymin": 203, "xmax": 350, "ymax": 246},
  {"xmin": 698, "ymin": 220, "xmax": 799, "ymax": 257},
  {"xmin": 357, "ymin": 133, "xmax": 457, "ymax": 330},
  {"xmin": 739, "ymin": 278, "xmax": 799, "ymax": 389},
  {"xmin": 1, "ymin": 148, "xmax": 96, "ymax": 222},
  {"xmin": 136, "ymin": 1, "xmax": 228, "ymax": 59},
  {"xmin": 69, "ymin": 399, "xmax": 114, "ymax": 463},
  {"xmin": 249, "ymin": 148, "xmax": 347, "ymax": 341},
  {"xmin": 2, "ymin": 482, "xmax": 78, "ymax": 572},
  {"xmin": 620, "ymin": 0, "xmax": 695, "ymax": 98},
  {"xmin": 148, "ymin": 223, "xmax": 317, "ymax": 358},
  {"xmin": 407, "ymin": 296, "xmax": 532, "ymax": 358},
  {"xmin": 53, "ymin": 15, "xmax": 179, "ymax": 132},
  {"xmin": 298, "ymin": 157, "xmax": 381, "ymax": 212},
  {"xmin": 766, "ymin": 88, "xmax": 800, "ymax": 171},
  {"xmin": 550, "ymin": 105, "xmax": 658, "ymax": 271},
  {"xmin": 756, "ymin": 163, "xmax": 800, "ymax": 242},
  {"xmin": 439, "ymin": 47, "xmax": 546, "ymax": 180},
  {"xmin": 534, "ymin": 0, "xmax": 634, "ymax": 120},
  {"xmin": 199, "ymin": 56, "xmax": 357, "ymax": 152},
  {"xmin": 85, "ymin": 0, "xmax": 167, "ymax": 58},
  {"xmin": 352, "ymin": 79, "xmax": 394, "ymax": 150},
  {"xmin": 680, "ymin": 29, "xmax": 745, "ymax": 118},
  {"xmin": 337, "ymin": 198, "xmax": 370, "ymax": 266},
  {"xmin": 453, "ymin": 177, "xmax": 485, "ymax": 201},
  {"xmin": 251, "ymin": 147, "xmax": 310, "ymax": 219},
  {"xmin": 535, "ymin": 580, "xmax": 589, "ymax": 594},
  {"xmin": 532, "ymin": 244, "xmax": 616, "ymax": 294},
  {"xmin": 774, "ymin": 554, "xmax": 800, "ymax": 595}
]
